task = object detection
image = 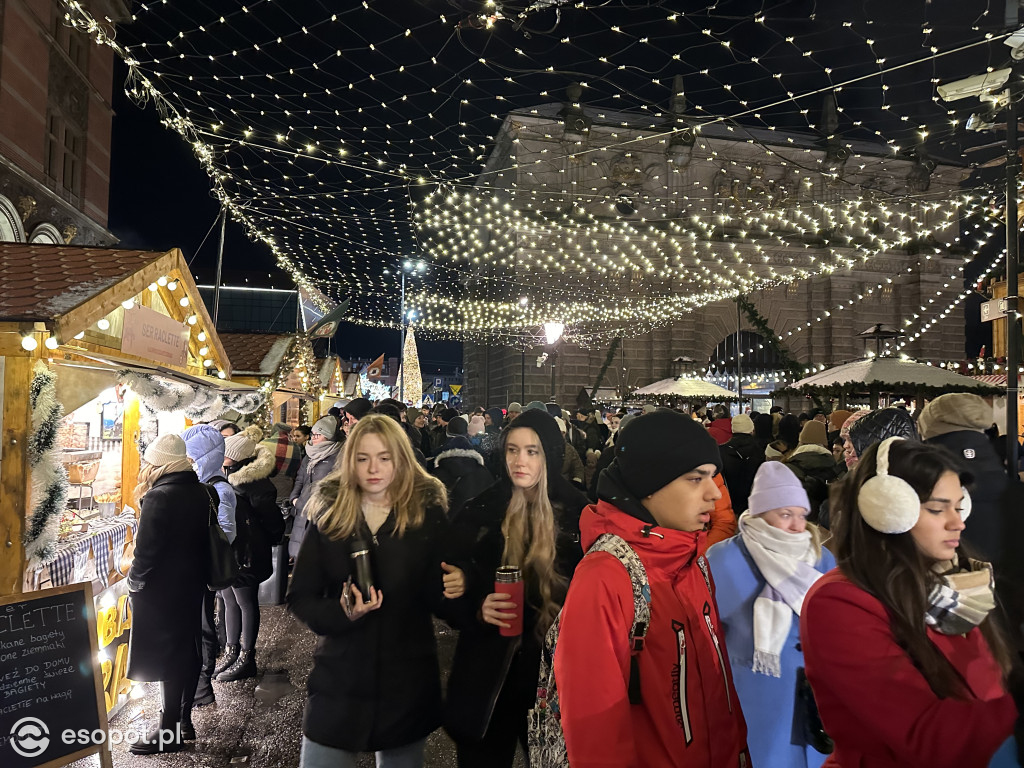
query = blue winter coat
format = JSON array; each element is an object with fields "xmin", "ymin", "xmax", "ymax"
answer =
[
  {"xmin": 706, "ymin": 534, "xmax": 835, "ymax": 768},
  {"xmin": 182, "ymin": 424, "xmax": 237, "ymax": 543}
]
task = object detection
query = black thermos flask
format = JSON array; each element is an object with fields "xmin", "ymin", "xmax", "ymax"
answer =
[{"xmin": 350, "ymin": 538, "xmax": 375, "ymax": 598}]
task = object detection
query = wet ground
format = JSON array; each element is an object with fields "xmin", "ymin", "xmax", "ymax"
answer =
[{"xmin": 69, "ymin": 606, "xmax": 524, "ymax": 768}]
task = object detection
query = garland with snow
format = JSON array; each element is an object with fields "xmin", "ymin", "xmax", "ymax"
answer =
[
  {"xmin": 117, "ymin": 370, "xmax": 264, "ymax": 453},
  {"xmin": 25, "ymin": 361, "xmax": 69, "ymax": 563}
]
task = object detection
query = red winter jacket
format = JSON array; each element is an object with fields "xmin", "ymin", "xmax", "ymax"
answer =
[
  {"xmin": 801, "ymin": 570, "xmax": 1017, "ymax": 768},
  {"xmin": 555, "ymin": 501, "xmax": 750, "ymax": 768}
]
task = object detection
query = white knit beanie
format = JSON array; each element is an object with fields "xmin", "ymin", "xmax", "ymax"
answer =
[
  {"xmin": 223, "ymin": 425, "xmax": 263, "ymax": 462},
  {"xmin": 748, "ymin": 461, "xmax": 810, "ymax": 516},
  {"xmin": 144, "ymin": 433, "xmax": 189, "ymax": 467}
]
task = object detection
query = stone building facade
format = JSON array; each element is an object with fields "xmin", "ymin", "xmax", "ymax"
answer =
[
  {"xmin": 459, "ymin": 102, "xmax": 969, "ymax": 408},
  {"xmin": 0, "ymin": 0, "xmax": 128, "ymax": 246}
]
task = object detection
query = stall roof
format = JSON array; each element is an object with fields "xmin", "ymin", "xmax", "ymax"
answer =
[
  {"xmin": 219, "ymin": 332, "xmax": 294, "ymax": 376},
  {"xmin": 787, "ymin": 358, "xmax": 1001, "ymax": 393},
  {"xmin": 633, "ymin": 376, "xmax": 739, "ymax": 399},
  {"xmin": 0, "ymin": 244, "xmax": 163, "ymax": 320}
]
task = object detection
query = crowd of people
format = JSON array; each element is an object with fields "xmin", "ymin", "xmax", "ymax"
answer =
[{"xmin": 121, "ymin": 391, "xmax": 1023, "ymax": 766}]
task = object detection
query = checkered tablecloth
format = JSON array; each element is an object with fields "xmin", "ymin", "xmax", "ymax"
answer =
[{"xmin": 46, "ymin": 512, "xmax": 138, "ymax": 588}]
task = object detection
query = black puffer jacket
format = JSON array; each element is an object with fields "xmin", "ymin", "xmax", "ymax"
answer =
[
  {"xmin": 720, "ymin": 432, "xmax": 765, "ymax": 514},
  {"xmin": 432, "ymin": 438, "xmax": 494, "ymax": 518},
  {"xmin": 848, "ymin": 407, "xmax": 918, "ymax": 458},
  {"xmin": 227, "ymin": 446, "xmax": 285, "ymax": 586},
  {"xmin": 287, "ymin": 479, "xmax": 461, "ymax": 752}
]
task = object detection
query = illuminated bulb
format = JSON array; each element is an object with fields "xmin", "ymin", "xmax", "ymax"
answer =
[
  {"xmin": 157, "ymin": 276, "xmax": 168, "ymax": 287},
  {"xmin": 203, "ymin": 359, "xmax": 214, "ymax": 367},
  {"xmin": 199, "ymin": 346, "xmax": 209, "ymax": 356},
  {"xmin": 218, "ymin": 370, "xmax": 226, "ymax": 379},
  {"xmin": 97, "ymin": 318, "xmax": 110, "ymax": 331},
  {"xmin": 44, "ymin": 337, "xmax": 59, "ymax": 350},
  {"xmin": 148, "ymin": 283, "xmax": 158, "ymax": 292},
  {"xmin": 197, "ymin": 332, "xmax": 207, "ymax": 342},
  {"xmin": 21, "ymin": 335, "xmax": 37, "ymax": 351},
  {"xmin": 74, "ymin": 332, "xmax": 85, "ymax": 340},
  {"xmin": 179, "ymin": 297, "xmax": 190, "ymax": 307},
  {"xmin": 187, "ymin": 314, "xmax": 197, "ymax": 325},
  {"xmin": 168, "ymin": 281, "xmax": 178, "ymax": 291},
  {"xmin": 121, "ymin": 299, "xmax": 135, "ymax": 310}
]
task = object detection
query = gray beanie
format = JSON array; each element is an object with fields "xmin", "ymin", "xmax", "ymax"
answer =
[
  {"xmin": 312, "ymin": 415, "xmax": 338, "ymax": 439},
  {"xmin": 224, "ymin": 425, "xmax": 263, "ymax": 462}
]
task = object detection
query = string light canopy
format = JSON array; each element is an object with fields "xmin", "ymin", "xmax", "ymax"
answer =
[{"xmin": 59, "ymin": 1, "xmax": 1016, "ymax": 342}]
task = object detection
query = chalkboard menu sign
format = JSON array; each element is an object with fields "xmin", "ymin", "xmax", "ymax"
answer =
[{"xmin": 0, "ymin": 584, "xmax": 111, "ymax": 768}]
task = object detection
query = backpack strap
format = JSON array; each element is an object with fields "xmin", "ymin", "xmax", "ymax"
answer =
[{"xmin": 588, "ymin": 533, "xmax": 651, "ymax": 705}]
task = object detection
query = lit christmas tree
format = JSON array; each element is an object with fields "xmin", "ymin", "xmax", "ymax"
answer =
[{"xmin": 399, "ymin": 326, "xmax": 423, "ymax": 405}]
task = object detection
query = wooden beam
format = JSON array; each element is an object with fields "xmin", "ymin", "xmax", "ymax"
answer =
[
  {"xmin": 168, "ymin": 250, "xmax": 233, "ymax": 377},
  {"xmin": 0, "ymin": 357, "xmax": 32, "ymax": 595},
  {"xmin": 53, "ymin": 250, "xmax": 179, "ymax": 345},
  {"xmin": 121, "ymin": 394, "xmax": 141, "ymax": 511}
]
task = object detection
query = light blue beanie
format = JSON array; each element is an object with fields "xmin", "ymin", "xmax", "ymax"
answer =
[{"xmin": 748, "ymin": 462, "xmax": 810, "ymax": 516}]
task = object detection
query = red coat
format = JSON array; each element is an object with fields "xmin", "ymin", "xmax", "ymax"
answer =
[
  {"xmin": 801, "ymin": 570, "xmax": 1016, "ymax": 768},
  {"xmin": 554, "ymin": 501, "xmax": 750, "ymax": 767},
  {"xmin": 708, "ymin": 418, "xmax": 733, "ymax": 446}
]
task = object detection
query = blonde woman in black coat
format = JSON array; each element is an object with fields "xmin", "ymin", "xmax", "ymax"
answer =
[
  {"xmin": 288, "ymin": 415, "xmax": 467, "ymax": 768},
  {"xmin": 126, "ymin": 434, "xmax": 210, "ymax": 754}
]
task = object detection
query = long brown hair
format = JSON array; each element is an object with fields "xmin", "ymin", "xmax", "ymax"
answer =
[
  {"xmin": 313, "ymin": 414, "xmax": 446, "ymax": 540},
  {"xmin": 501, "ymin": 426, "xmax": 565, "ymax": 638},
  {"xmin": 830, "ymin": 439, "xmax": 1013, "ymax": 698}
]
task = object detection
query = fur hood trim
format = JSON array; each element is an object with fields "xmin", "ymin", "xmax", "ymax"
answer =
[
  {"xmin": 433, "ymin": 448, "xmax": 485, "ymax": 468},
  {"xmin": 228, "ymin": 444, "xmax": 276, "ymax": 486},
  {"xmin": 308, "ymin": 472, "xmax": 446, "ymax": 524}
]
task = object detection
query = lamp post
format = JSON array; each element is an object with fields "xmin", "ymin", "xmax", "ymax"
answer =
[
  {"xmin": 399, "ymin": 260, "xmax": 426, "ymax": 403},
  {"xmin": 519, "ymin": 295, "xmax": 529, "ymax": 402},
  {"xmin": 544, "ymin": 322, "xmax": 565, "ymax": 401}
]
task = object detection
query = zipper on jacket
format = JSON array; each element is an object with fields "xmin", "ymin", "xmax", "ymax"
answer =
[
  {"xmin": 671, "ymin": 620, "xmax": 693, "ymax": 745},
  {"xmin": 703, "ymin": 602, "xmax": 732, "ymax": 714}
]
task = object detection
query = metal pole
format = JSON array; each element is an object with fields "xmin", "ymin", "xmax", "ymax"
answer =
[
  {"xmin": 521, "ymin": 347, "xmax": 526, "ymax": 403},
  {"xmin": 735, "ymin": 297, "xmax": 743, "ymax": 407},
  {"xmin": 1006, "ymin": 94, "xmax": 1020, "ymax": 479},
  {"xmin": 400, "ymin": 271, "xmax": 406, "ymax": 403},
  {"xmin": 212, "ymin": 207, "xmax": 226, "ymax": 329},
  {"xmin": 550, "ymin": 353, "xmax": 556, "ymax": 401}
]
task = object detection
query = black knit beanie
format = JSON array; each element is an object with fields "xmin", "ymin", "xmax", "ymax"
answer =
[
  {"xmin": 614, "ymin": 409, "xmax": 722, "ymax": 499},
  {"xmin": 502, "ymin": 408, "xmax": 565, "ymax": 481},
  {"xmin": 344, "ymin": 397, "xmax": 372, "ymax": 420}
]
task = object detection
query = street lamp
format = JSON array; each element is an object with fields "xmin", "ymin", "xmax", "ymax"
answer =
[
  {"xmin": 519, "ymin": 296, "xmax": 529, "ymax": 402},
  {"xmin": 543, "ymin": 322, "xmax": 565, "ymax": 401},
  {"xmin": 400, "ymin": 260, "xmax": 426, "ymax": 403}
]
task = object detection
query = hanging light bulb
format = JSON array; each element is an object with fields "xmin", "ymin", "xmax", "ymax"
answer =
[
  {"xmin": 20, "ymin": 334, "xmax": 37, "ymax": 351},
  {"xmin": 97, "ymin": 318, "xmax": 110, "ymax": 331}
]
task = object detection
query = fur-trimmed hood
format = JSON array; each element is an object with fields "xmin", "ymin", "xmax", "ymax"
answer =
[
  {"xmin": 790, "ymin": 443, "xmax": 833, "ymax": 459},
  {"xmin": 308, "ymin": 472, "xmax": 447, "ymax": 524},
  {"xmin": 433, "ymin": 447, "xmax": 485, "ymax": 469},
  {"xmin": 227, "ymin": 444, "xmax": 276, "ymax": 487}
]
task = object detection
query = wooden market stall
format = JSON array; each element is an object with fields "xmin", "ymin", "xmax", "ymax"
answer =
[
  {"xmin": 220, "ymin": 331, "xmax": 323, "ymax": 427},
  {"xmin": 776, "ymin": 357, "xmax": 1002, "ymax": 411},
  {"xmin": 0, "ymin": 244, "xmax": 262, "ymax": 716}
]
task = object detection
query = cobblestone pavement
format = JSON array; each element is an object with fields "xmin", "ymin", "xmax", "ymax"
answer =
[{"xmin": 69, "ymin": 605, "xmax": 524, "ymax": 768}]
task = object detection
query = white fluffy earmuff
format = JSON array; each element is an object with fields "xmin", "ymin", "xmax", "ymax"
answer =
[
  {"xmin": 960, "ymin": 486, "xmax": 972, "ymax": 522},
  {"xmin": 857, "ymin": 437, "xmax": 922, "ymax": 534}
]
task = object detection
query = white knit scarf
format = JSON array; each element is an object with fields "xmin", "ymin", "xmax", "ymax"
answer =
[{"xmin": 738, "ymin": 512, "xmax": 824, "ymax": 677}]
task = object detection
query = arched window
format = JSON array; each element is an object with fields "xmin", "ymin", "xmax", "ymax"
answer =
[{"xmin": 0, "ymin": 195, "xmax": 25, "ymax": 242}]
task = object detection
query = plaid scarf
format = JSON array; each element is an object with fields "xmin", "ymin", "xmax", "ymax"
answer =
[
  {"xmin": 262, "ymin": 425, "xmax": 302, "ymax": 478},
  {"xmin": 925, "ymin": 557, "xmax": 995, "ymax": 636},
  {"xmin": 738, "ymin": 512, "xmax": 825, "ymax": 677}
]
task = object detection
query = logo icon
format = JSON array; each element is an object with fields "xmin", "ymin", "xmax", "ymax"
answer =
[
  {"xmin": 963, "ymin": 448, "xmax": 976, "ymax": 459},
  {"xmin": 9, "ymin": 716, "xmax": 50, "ymax": 758}
]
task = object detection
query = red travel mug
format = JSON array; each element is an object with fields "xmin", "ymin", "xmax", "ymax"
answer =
[{"xmin": 494, "ymin": 566, "xmax": 523, "ymax": 637}]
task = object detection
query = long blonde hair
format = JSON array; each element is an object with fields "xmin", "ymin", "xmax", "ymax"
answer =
[
  {"xmin": 314, "ymin": 414, "xmax": 446, "ymax": 540},
  {"xmin": 501, "ymin": 428, "xmax": 565, "ymax": 636},
  {"xmin": 133, "ymin": 458, "xmax": 195, "ymax": 504}
]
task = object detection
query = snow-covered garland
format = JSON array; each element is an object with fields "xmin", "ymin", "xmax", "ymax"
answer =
[
  {"xmin": 117, "ymin": 370, "xmax": 264, "ymax": 453},
  {"xmin": 25, "ymin": 361, "xmax": 69, "ymax": 564}
]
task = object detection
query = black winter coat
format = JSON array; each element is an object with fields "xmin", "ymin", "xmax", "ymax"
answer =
[
  {"xmin": 432, "ymin": 446, "xmax": 494, "ymax": 519},
  {"xmin": 228, "ymin": 448, "xmax": 285, "ymax": 586},
  {"xmin": 719, "ymin": 432, "xmax": 765, "ymax": 514},
  {"xmin": 925, "ymin": 430, "xmax": 1008, "ymax": 563},
  {"xmin": 784, "ymin": 445, "xmax": 841, "ymax": 518},
  {"xmin": 444, "ymin": 477, "xmax": 587, "ymax": 743},
  {"xmin": 127, "ymin": 471, "xmax": 209, "ymax": 681},
  {"xmin": 287, "ymin": 484, "xmax": 460, "ymax": 752}
]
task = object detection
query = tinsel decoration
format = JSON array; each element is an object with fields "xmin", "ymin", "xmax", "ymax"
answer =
[
  {"xmin": 590, "ymin": 337, "xmax": 622, "ymax": 401},
  {"xmin": 117, "ymin": 370, "xmax": 265, "ymax": 453},
  {"xmin": 773, "ymin": 379, "xmax": 1002, "ymax": 401},
  {"xmin": 25, "ymin": 361, "xmax": 69, "ymax": 564},
  {"xmin": 250, "ymin": 335, "xmax": 323, "ymax": 428}
]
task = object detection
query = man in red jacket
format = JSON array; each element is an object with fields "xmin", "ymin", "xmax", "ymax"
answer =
[{"xmin": 555, "ymin": 409, "xmax": 750, "ymax": 767}]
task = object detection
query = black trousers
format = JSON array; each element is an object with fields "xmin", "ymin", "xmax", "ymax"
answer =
[
  {"xmin": 455, "ymin": 678, "xmax": 531, "ymax": 768},
  {"xmin": 222, "ymin": 585, "xmax": 260, "ymax": 651},
  {"xmin": 199, "ymin": 589, "xmax": 218, "ymax": 678},
  {"xmin": 162, "ymin": 641, "xmax": 200, "ymax": 727}
]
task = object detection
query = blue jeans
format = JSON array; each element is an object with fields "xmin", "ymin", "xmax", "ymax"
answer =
[{"xmin": 299, "ymin": 736, "xmax": 427, "ymax": 768}]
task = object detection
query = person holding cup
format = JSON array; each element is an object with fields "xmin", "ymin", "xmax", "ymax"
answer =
[
  {"xmin": 445, "ymin": 409, "xmax": 588, "ymax": 768},
  {"xmin": 287, "ymin": 415, "xmax": 467, "ymax": 768}
]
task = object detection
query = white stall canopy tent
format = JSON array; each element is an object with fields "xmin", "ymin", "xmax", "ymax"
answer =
[
  {"xmin": 632, "ymin": 377, "xmax": 740, "ymax": 399},
  {"xmin": 788, "ymin": 358, "xmax": 1002, "ymax": 393}
]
